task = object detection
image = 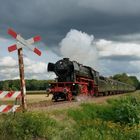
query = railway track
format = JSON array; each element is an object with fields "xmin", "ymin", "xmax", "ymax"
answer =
[{"xmin": 28, "ymin": 93, "xmax": 125, "ymax": 111}]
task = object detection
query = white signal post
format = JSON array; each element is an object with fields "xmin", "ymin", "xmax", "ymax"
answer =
[{"xmin": 7, "ymin": 28, "xmax": 42, "ymax": 111}]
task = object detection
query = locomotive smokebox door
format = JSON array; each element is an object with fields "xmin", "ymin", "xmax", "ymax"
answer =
[{"xmin": 48, "ymin": 63, "xmax": 55, "ymax": 71}]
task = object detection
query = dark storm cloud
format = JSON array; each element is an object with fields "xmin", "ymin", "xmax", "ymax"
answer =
[
  {"xmin": 1, "ymin": 0, "xmax": 140, "ymax": 80},
  {"xmin": 1, "ymin": 0, "xmax": 140, "ymax": 46}
]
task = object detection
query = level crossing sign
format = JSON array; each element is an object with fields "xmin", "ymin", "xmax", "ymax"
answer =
[{"xmin": 7, "ymin": 28, "xmax": 42, "ymax": 111}]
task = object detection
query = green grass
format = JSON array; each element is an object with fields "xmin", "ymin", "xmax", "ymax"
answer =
[
  {"xmin": 66, "ymin": 96, "xmax": 140, "ymax": 140},
  {"xmin": 1, "ymin": 91, "xmax": 140, "ymax": 140},
  {"xmin": 0, "ymin": 112, "xmax": 58, "ymax": 140}
]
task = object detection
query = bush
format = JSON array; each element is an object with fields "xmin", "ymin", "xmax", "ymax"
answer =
[
  {"xmin": 108, "ymin": 96, "xmax": 140, "ymax": 125},
  {"xmin": 0, "ymin": 112, "xmax": 57, "ymax": 140},
  {"xmin": 0, "ymin": 95, "xmax": 140, "ymax": 140},
  {"xmin": 67, "ymin": 97, "xmax": 140, "ymax": 140}
]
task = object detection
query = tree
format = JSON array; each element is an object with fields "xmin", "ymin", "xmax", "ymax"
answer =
[
  {"xmin": 2, "ymin": 82, "xmax": 9, "ymax": 90},
  {"xmin": 129, "ymin": 76, "xmax": 139, "ymax": 89},
  {"xmin": 0, "ymin": 79, "xmax": 53, "ymax": 91},
  {"xmin": 112, "ymin": 73, "xmax": 140, "ymax": 88},
  {"xmin": 113, "ymin": 73, "xmax": 131, "ymax": 84}
]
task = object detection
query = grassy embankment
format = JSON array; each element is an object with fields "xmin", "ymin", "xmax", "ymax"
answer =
[{"xmin": 0, "ymin": 91, "xmax": 140, "ymax": 140}]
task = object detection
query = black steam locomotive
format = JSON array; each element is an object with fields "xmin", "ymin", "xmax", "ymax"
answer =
[{"xmin": 47, "ymin": 58, "xmax": 135, "ymax": 101}]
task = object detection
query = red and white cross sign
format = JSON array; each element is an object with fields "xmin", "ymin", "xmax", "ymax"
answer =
[{"xmin": 8, "ymin": 28, "xmax": 42, "ymax": 56}]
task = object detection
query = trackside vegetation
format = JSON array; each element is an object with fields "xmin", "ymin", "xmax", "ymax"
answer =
[
  {"xmin": 0, "ymin": 91, "xmax": 140, "ymax": 140},
  {"xmin": 0, "ymin": 73, "xmax": 139, "ymax": 91},
  {"xmin": 0, "ymin": 79, "xmax": 54, "ymax": 91}
]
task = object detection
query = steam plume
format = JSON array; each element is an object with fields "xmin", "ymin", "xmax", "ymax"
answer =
[{"xmin": 60, "ymin": 29, "xmax": 98, "ymax": 69}]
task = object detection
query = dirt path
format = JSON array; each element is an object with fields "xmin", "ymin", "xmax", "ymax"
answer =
[{"xmin": 27, "ymin": 93, "xmax": 125, "ymax": 112}]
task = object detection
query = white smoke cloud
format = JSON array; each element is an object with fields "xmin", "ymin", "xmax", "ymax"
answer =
[
  {"xmin": 59, "ymin": 29, "xmax": 140, "ymax": 79},
  {"xmin": 60, "ymin": 29, "xmax": 98, "ymax": 69},
  {"xmin": 60, "ymin": 30, "xmax": 140, "ymax": 61}
]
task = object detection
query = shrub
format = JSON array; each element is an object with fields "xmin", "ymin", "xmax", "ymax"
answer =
[
  {"xmin": 0, "ymin": 112, "xmax": 57, "ymax": 140},
  {"xmin": 67, "ymin": 99, "xmax": 140, "ymax": 140},
  {"xmin": 108, "ymin": 96, "xmax": 140, "ymax": 125}
]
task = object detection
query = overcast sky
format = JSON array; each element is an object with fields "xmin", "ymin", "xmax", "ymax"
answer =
[{"xmin": 1, "ymin": 0, "xmax": 140, "ymax": 80}]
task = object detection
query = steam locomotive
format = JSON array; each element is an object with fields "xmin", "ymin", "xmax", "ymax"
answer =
[{"xmin": 47, "ymin": 58, "xmax": 135, "ymax": 101}]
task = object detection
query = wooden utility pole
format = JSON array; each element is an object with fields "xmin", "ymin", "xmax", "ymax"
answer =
[{"xmin": 18, "ymin": 48, "xmax": 27, "ymax": 111}]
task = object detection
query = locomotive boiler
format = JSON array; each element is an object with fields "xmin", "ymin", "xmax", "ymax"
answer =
[
  {"xmin": 48, "ymin": 58, "xmax": 99, "ymax": 81},
  {"xmin": 47, "ymin": 58, "xmax": 135, "ymax": 101}
]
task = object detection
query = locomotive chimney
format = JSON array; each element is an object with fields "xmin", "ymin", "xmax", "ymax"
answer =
[{"xmin": 48, "ymin": 63, "xmax": 55, "ymax": 72}]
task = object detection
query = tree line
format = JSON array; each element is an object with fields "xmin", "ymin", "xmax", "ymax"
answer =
[
  {"xmin": 0, "ymin": 73, "xmax": 139, "ymax": 90},
  {"xmin": 0, "ymin": 79, "xmax": 54, "ymax": 91},
  {"xmin": 111, "ymin": 73, "xmax": 139, "ymax": 89}
]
